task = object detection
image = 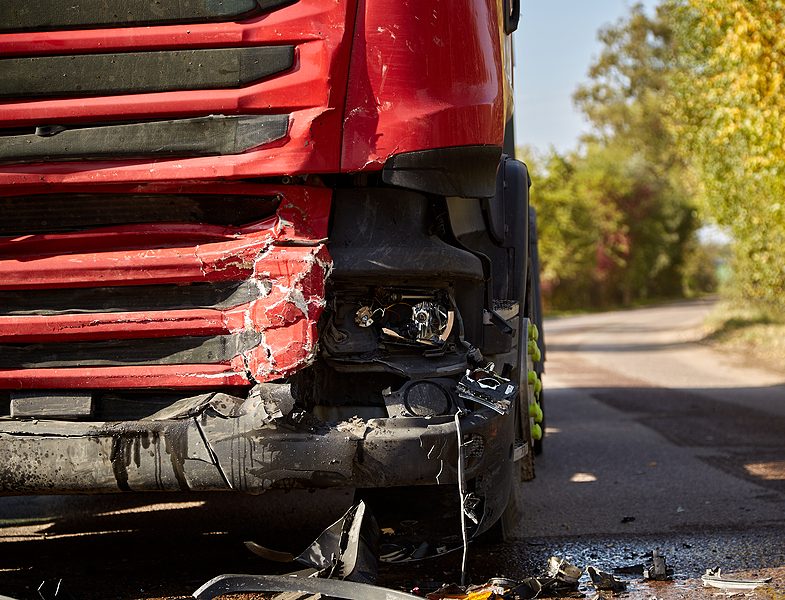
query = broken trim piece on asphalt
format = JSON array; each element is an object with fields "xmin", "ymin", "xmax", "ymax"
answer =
[
  {"xmin": 701, "ymin": 569, "xmax": 771, "ymax": 592},
  {"xmin": 192, "ymin": 574, "xmax": 422, "ymax": 600},
  {"xmin": 244, "ymin": 500, "xmax": 379, "ymax": 583}
]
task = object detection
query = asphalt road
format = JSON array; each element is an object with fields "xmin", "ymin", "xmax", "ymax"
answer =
[
  {"xmin": 479, "ymin": 299, "xmax": 785, "ymax": 597},
  {"xmin": 1, "ymin": 300, "xmax": 784, "ymax": 599},
  {"xmin": 521, "ymin": 298, "xmax": 785, "ymax": 538}
]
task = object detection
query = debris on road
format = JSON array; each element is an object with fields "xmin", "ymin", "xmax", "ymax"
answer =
[
  {"xmin": 192, "ymin": 573, "xmax": 422, "ymax": 600},
  {"xmin": 612, "ymin": 564, "xmax": 645, "ymax": 576},
  {"xmin": 422, "ymin": 557, "xmax": 587, "ymax": 600},
  {"xmin": 643, "ymin": 550, "xmax": 674, "ymax": 581},
  {"xmin": 546, "ymin": 556, "xmax": 582, "ymax": 586},
  {"xmin": 425, "ymin": 578, "xmax": 514, "ymax": 599},
  {"xmin": 701, "ymin": 568, "xmax": 772, "ymax": 592},
  {"xmin": 244, "ymin": 500, "xmax": 379, "ymax": 583},
  {"xmin": 587, "ymin": 566, "xmax": 626, "ymax": 592},
  {"xmin": 423, "ymin": 575, "xmax": 568, "ymax": 600}
]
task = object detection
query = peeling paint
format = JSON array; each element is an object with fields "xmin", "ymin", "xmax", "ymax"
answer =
[{"xmin": 0, "ymin": 184, "xmax": 333, "ymax": 390}]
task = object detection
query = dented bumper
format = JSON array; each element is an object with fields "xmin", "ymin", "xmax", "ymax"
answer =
[{"xmin": 0, "ymin": 391, "xmax": 513, "ymax": 494}]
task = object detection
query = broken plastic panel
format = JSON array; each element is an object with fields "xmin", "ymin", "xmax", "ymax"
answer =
[
  {"xmin": 587, "ymin": 566, "xmax": 626, "ymax": 592},
  {"xmin": 193, "ymin": 574, "xmax": 422, "ymax": 600},
  {"xmin": 244, "ymin": 500, "xmax": 379, "ymax": 584},
  {"xmin": 546, "ymin": 556, "xmax": 583, "ymax": 586},
  {"xmin": 643, "ymin": 549, "xmax": 674, "ymax": 581},
  {"xmin": 701, "ymin": 569, "xmax": 772, "ymax": 592},
  {"xmin": 0, "ymin": 184, "xmax": 332, "ymax": 392},
  {"xmin": 456, "ymin": 364, "xmax": 516, "ymax": 414}
]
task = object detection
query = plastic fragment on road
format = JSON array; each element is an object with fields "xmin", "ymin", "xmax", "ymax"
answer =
[
  {"xmin": 425, "ymin": 578, "xmax": 514, "ymax": 600},
  {"xmin": 379, "ymin": 539, "xmax": 462, "ymax": 563},
  {"xmin": 425, "ymin": 577, "xmax": 564, "ymax": 600},
  {"xmin": 244, "ymin": 500, "xmax": 379, "ymax": 583},
  {"xmin": 701, "ymin": 569, "xmax": 771, "ymax": 592},
  {"xmin": 643, "ymin": 549, "xmax": 674, "ymax": 581},
  {"xmin": 546, "ymin": 556, "xmax": 582, "ymax": 585},
  {"xmin": 587, "ymin": 566, "xmax": 626, "ymax": 592},
  {"xmin": 192, "ymin": 574, "xmax": 422, "ymax": 600},
  {"xmin": 613, "ymin": 563, "xmax": 645, "ymax": 576}
]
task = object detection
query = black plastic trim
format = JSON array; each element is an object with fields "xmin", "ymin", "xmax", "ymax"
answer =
[
  {"xmin": 0, "ymin": 0, "xmax": 296, "ymax": 33},
  {"xmin": 0, "ymin": 114, "xmax": 289, "ymax": 163},
  {"xmin": 0, "ymin": 47, "xmax": 294, "ymax": 99},
  {"xmin": 329, "ymin": 188, "xmax": 484, "ymax": 282},
  {"xmin": 0, "ymin": 332, "xmax": 261, "ymax": 368},
  {"xmin": 503, "ymin": 0, "xmax": 520, "ymax": 34},
  {"xmin": 0, "ymin": 194, "xmax": 279, "ymax": 236},
  {"xmin": 382, "ymin": 145, "xmax": 502, "ymax": 198},
  {"xmin": 0, "ymin": 281, "xmax": 263, "ymax": 316}
]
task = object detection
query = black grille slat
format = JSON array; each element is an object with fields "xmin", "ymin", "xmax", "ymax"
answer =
[
  {"xmin": 0, "ymin": 114, "xmax": 289, "ymax": 163},
  {"xmin": 0, "ymin": 281, "xmax": 265, "ymax": 316},
  {"xmin": 0, "ymin": 47, "xmax": 294, "ymax": 99},
  {"xmin": 0, "ymin": 0, "xmax": 295, "ymax": 33},
  {"xmin": 0, "ymin": 194, "xmax": 279, "ymax": 236},
  {"xmin": 0, "ymin": 332, "xmax": 262, "ymax": 368}
]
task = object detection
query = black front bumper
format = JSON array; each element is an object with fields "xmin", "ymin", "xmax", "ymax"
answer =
[{"xmin": 0, "ymin": 401, "xmax": 514, "ymax": 495}]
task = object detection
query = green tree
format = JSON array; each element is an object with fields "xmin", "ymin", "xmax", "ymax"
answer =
[
  {"xmin": 527, "ymin": 3, "xmax": 700, "ymax": 310},
  {"xmin": 665, "ymin": 0, "xmax": 785, "ymax": 312}
]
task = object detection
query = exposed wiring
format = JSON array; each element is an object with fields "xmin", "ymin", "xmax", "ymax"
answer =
[{"xmin": 454, "ymin": 409, "xmax": 468, "ymax": 586}]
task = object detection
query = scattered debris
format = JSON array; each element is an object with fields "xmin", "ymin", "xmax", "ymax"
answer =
[
  {"xmin": 245, "ymin": 500, "xmax": 379, "ymax": 583},
  {"xmin": 643, "ymin": 550, "xmax": 674, "ymax": 581},
  {"xmin": 422, "ymin": 556, "xmax": 588, "ymax": 600},
  {"xmin": 379, "ymin": 539, "xmax": 462, "ymax": 563},
  {"xmin": 701, "ymin": 569, "xmax": 772, "ymax": 592},
  {"xmin": 426, "ymin": 578, "xmax": 513, "ymax": 599},
  {"xmin": 424, "ymin": 577, "xmax": 554, "ymax": 600},
  {"xmin": 613, "ymin": 563, "xmax": 645, "ymax": 576},
  {"xmin": 192, "ymin": 573, "xmax": 422, "ymax": 600},
  {"xmin": 546, "ymin": 556, "xmax": 583, "ymax": 586},
  {"xmin": 508, "ymin": 578, "xmax": 547, "ymax": 600},
  {"xmin": 587, "ymin": 566, "xmax": 626, "ymax": 592}
]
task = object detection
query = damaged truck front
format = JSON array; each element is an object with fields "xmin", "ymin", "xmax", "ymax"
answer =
[{"xmin": 0, "ymin": 0, "xmax": 544, "ymax": 539}]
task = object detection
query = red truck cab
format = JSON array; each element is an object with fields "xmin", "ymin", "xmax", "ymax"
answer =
[{"xmin": 0, "ymin": 0, "xmax": 543, "ymax": 542}]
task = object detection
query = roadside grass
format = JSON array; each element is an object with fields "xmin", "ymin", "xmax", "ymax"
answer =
[{"xmin": 702, "ymin": 302, "xmax": 785, "ymax": 374}]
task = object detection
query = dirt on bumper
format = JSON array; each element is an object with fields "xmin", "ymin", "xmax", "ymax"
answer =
[{"xmin": 0, "ymin": 386, "xmax": 513, "ymax": 495}]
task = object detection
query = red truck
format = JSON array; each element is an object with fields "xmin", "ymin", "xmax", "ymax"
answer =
[{"xmin": 0, "ymin": 0, "xmax": 544, "ymax": 543}]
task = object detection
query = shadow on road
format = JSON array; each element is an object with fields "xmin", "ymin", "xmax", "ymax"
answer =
[{"xmin": 0, "ymin": 490, "xmax": 353, "ymax": 599}]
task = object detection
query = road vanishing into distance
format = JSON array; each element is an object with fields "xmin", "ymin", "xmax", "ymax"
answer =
[{"xmin": 1, "ymin": 300, "xmax": 784, "ymax": 599}]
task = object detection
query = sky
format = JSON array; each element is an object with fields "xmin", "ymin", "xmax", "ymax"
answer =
[{"xmin": 513, "ymin": 0, "xmax": 658, "ymax": 154}]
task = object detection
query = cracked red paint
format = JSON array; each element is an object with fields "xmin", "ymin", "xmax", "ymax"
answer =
[{"xmin": 0, "ymin": 183, "xmax": 332, "ymax": 389}]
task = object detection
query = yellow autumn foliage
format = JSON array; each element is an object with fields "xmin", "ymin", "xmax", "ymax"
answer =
[{"xmin": 666, "ymin": 0, "xmax": 785, "ymax": 310}]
